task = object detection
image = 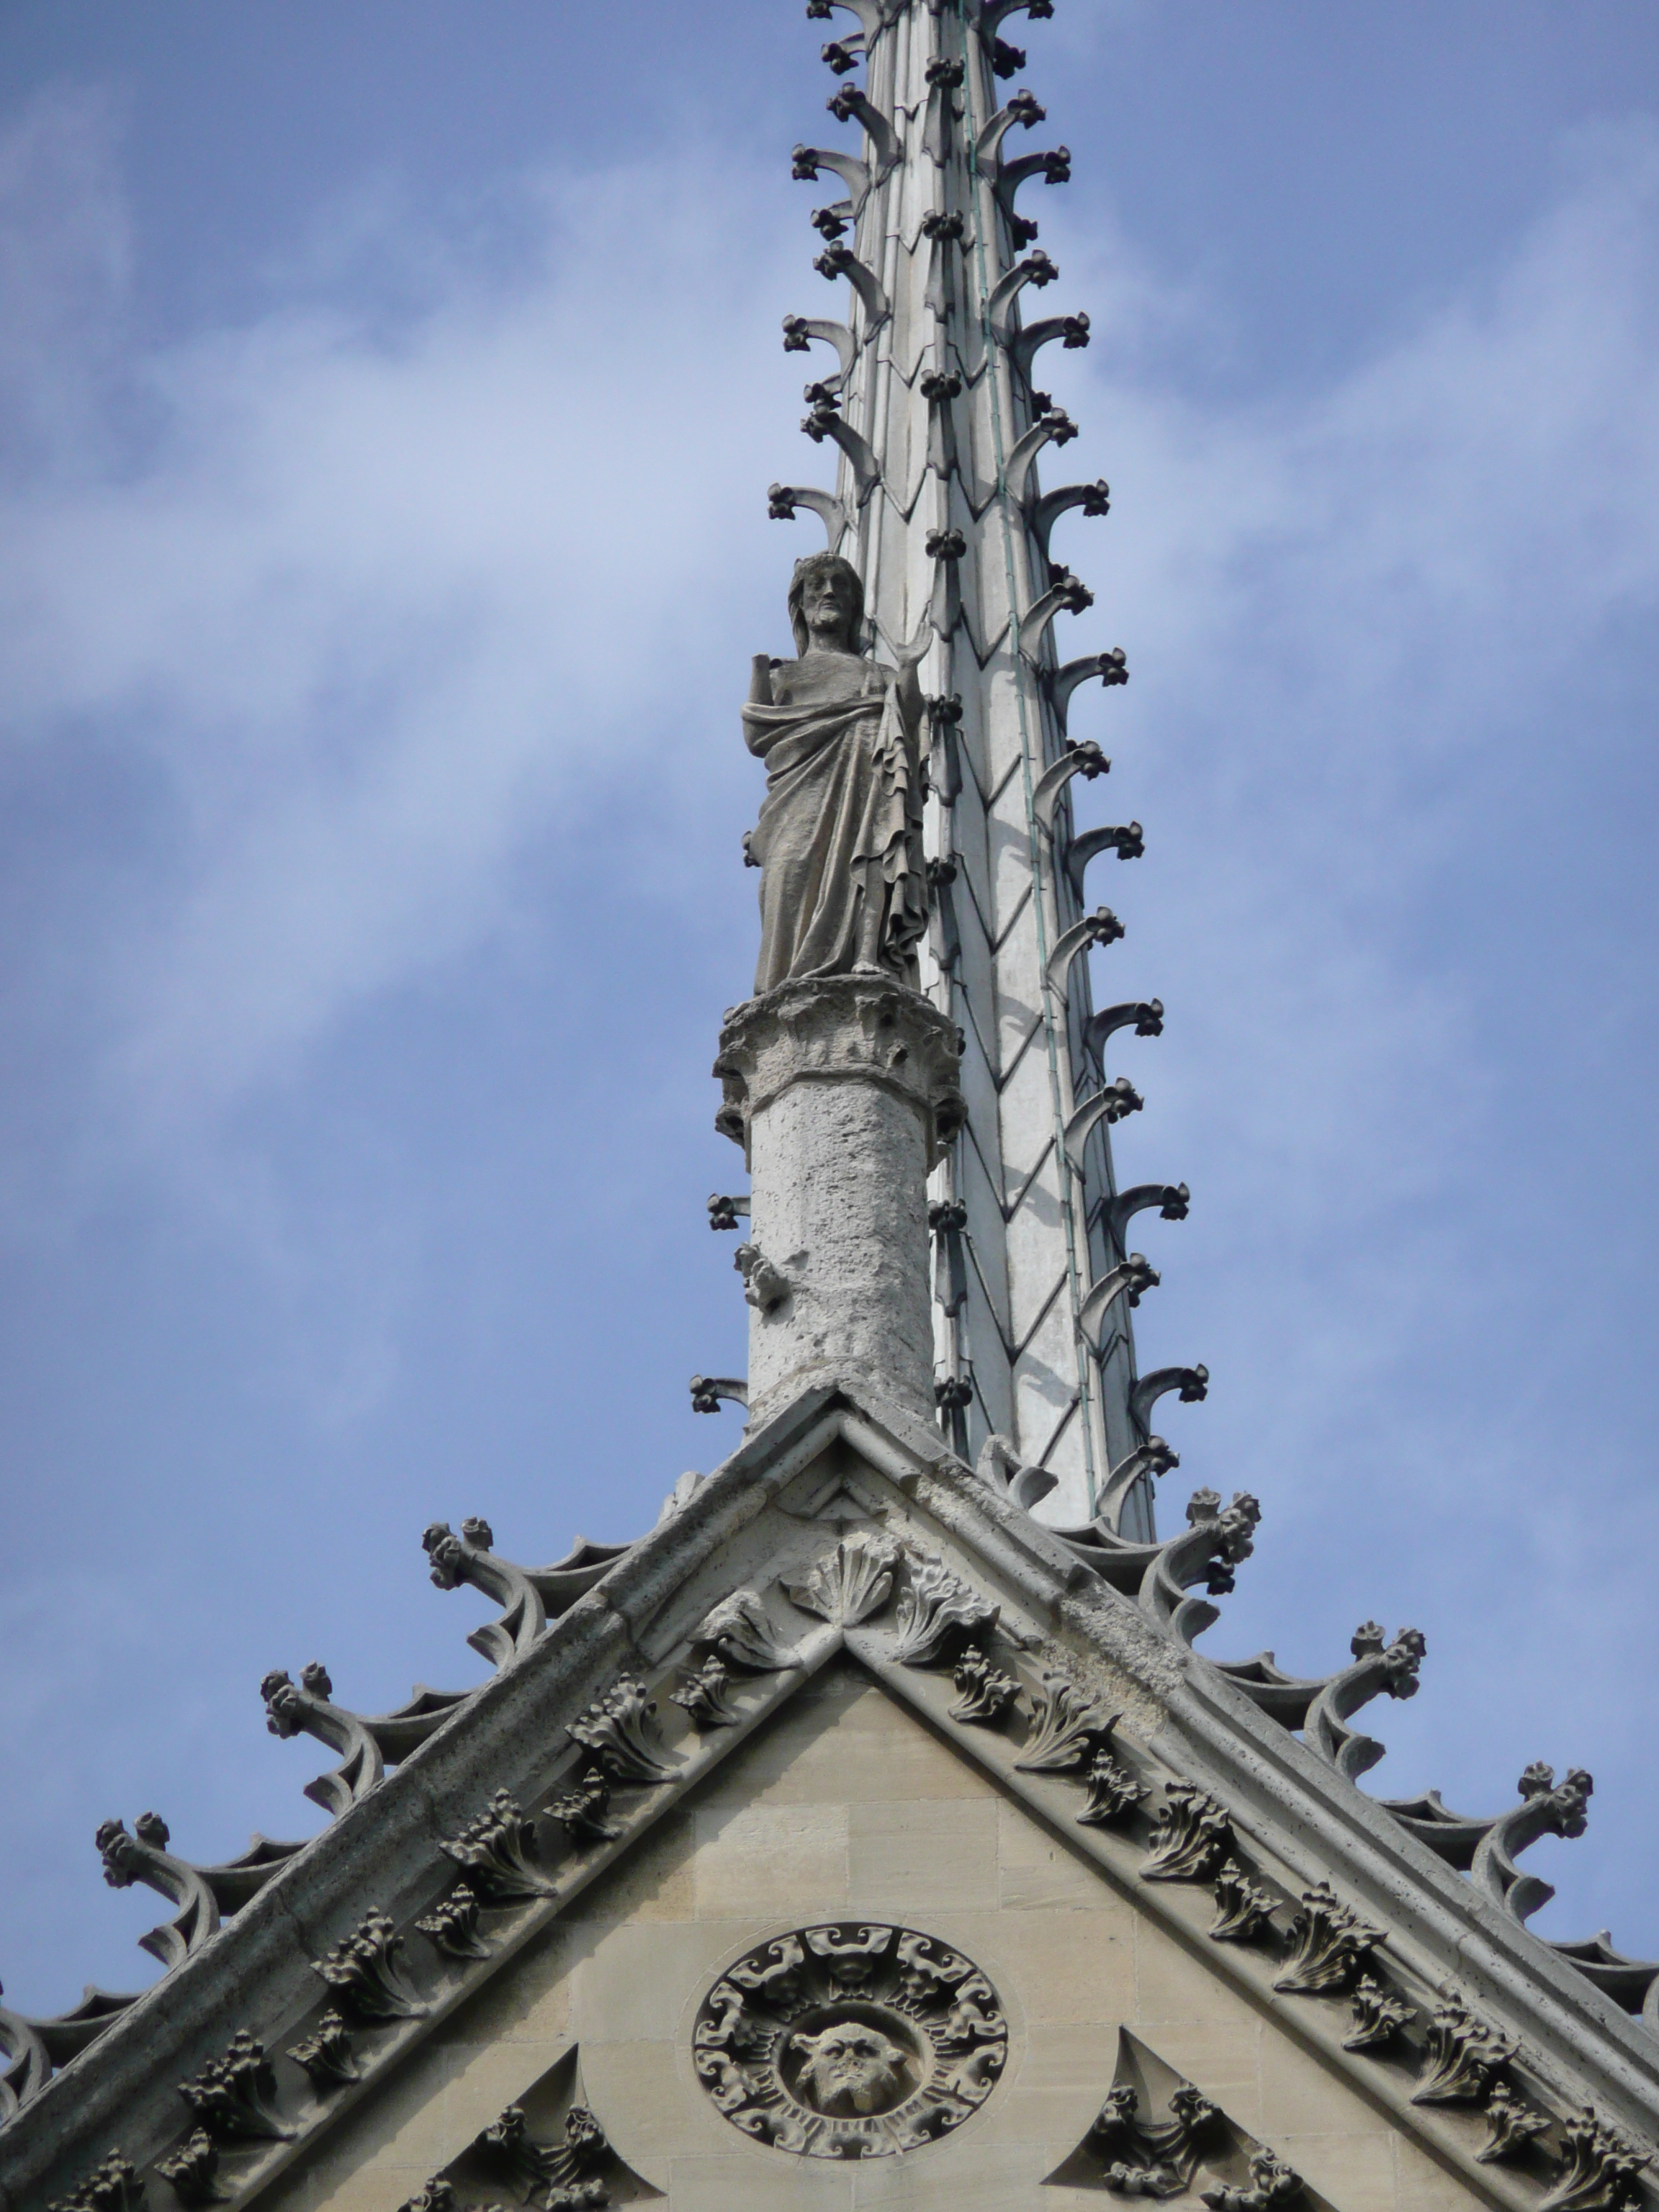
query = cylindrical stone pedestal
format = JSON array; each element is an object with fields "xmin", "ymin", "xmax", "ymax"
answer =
[{"xmin": 713, "ymin": 976, "xmax": 966, "ymax": 1428}]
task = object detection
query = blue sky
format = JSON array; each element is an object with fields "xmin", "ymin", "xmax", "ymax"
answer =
[{"xmin": 1, "ymin": 1, "xmax": 1656, "ymax": 2018}]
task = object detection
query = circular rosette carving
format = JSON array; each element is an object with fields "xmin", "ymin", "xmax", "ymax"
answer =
[{"xmin": 692, "ymin": 1923, "xmax": 1007, "ymax": 2157}]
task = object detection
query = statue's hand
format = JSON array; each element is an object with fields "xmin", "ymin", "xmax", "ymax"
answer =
[{"xmin": 748, "ymin": 654, "xmax": 775, "ymax": 706}]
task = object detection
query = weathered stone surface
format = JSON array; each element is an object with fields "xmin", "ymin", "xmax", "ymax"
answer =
[{"xmin": 714, "ymin": 975, "xmax": 963, "ymax": 1424}]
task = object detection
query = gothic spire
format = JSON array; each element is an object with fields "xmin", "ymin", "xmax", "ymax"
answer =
[{"xmin": 771, "ymin": 0, "xmax": 1199, "ymax": 1528}]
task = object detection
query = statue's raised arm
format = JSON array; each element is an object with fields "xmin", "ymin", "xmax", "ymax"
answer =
[{"xmin": 741, "ymin": 554, "xmax": 927, "ymax": 997}]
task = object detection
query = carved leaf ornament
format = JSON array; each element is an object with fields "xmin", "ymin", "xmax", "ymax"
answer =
[
  {"xmin": 1076, "ymin": 1748, "xmax": 1147, "ymax": 1827},
  {"xmin": 1141, "ymin": 1781, "xmax": 1233, "ymax": 1883},
  {"xmin": 1273, "ymin": 1881, "xmax": 1383, "ymax": 1995},
  {"xmin": 1342, "ymin": 1975, "xmax": 1414, "ymax": 2051},
  {"xmin": 948, "ymin": 1647, "xmax": 1020, "ymax": 1724},
  {"xmin": 1480, "ymin": 2082, "xmax": 1552, "ymax": 2166},
  {"xmin": 154, "ymin": 2128, "xmax": 222, "ymax": 2206},
  {"xmin": 693, "ymin": 1589, "xmax": 796, "ymax": 1674},
  {"xmin": 416, "ymin": 1882, "xmax": 493, "ymax": 1961},
  {"xmin": 1015, "ymin": 1671, "xmax": 1118, "ymax": 1772},
  {"xmin": 566, "ymin": 1677, "xmax": 675, "ymax": 1786},
  {"xmin": 1541, "ymin": 2107, "xmax": 1651, "ymax": 2212},
  {"xmin": 439, "ymin": 1790, "xmax": 554, "ymax": 1902},
  {"xmin": 177, "ymin": 2027, "xmax": 297, "ymax": 2142},
  {"xmin": 310, "ymin": 1909, "xmax": 428, "ymax": 2021},
  {"xmin": 889, "ymin": 1550, "xmax": 999, "ymax": 1664},
  {"xmin": 1208, "ymin": 1862, "xmax": 1278, "ymax": 1946},
  {"xmin": 1411, "ymin": 1991, "xmax": 1519, "ymax": 2105},
  {"xmin": 287, "ymin": 2007, "xmax": 361, "ymax": 2089},
  {"xmin": 693, "ymin": 1923, "xmax": 1007, "ymax": 2156},
  {"xmin": 670, "ymin": 1655, "xmax": 745, "ymax": 1728},
  {"xmin": 45, "ymin": 2151, "xmax": 148, "ymax": 2212},
  {"xmin": 785, "ymin": 1532, "xmax": 902, "ymax": 1627}
]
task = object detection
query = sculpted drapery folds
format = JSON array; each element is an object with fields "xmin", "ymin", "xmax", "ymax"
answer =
[{"xmin": 744, "ymin": 554, "xmax": 928, "ymax": 996}]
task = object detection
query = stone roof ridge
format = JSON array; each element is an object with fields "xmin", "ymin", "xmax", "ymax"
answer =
[{"xmin": 4, "ymin": 1380, "xmax": 1656, "ymax": 2211}]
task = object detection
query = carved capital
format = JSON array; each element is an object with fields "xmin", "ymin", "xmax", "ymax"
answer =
[{"xmin": 714, "ymin": 975, "xmax": 964, "ymax": 1169}]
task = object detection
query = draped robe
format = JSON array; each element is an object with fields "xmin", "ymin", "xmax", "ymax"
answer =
[{"xmin": 742, "ymin": 657, "xmax": 927, "ymax": 997}]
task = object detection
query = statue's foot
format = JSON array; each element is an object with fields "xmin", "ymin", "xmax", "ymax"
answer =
[{"xmin": 851, "ymin": 961, "xmax": 884, "ymax": 976}]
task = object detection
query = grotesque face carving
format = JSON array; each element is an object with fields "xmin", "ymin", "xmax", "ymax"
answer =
[
  {"xmin": 788, "ymin": 2020, "xmax": 912, "ymax": 2116},
  {"xmin": 693, "ymin": 1923, "xmax": 1007, "ymax": 2157}
]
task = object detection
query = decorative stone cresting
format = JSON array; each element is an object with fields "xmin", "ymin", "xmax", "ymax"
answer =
[
  {"xmin": 713, "ymin": 975, "xmax": 965, "ymax": 1423},
  {"xmin": 692, "ymin": 1923, "xmax": 1007, "ymax": 2156}
]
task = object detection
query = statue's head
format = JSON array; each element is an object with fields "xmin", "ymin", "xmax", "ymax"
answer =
[
  {"xmin": 788, "ymin": 2019, "xmax": 911, "ymax": 2116},
  {"xmin": 788, "ymin": 552, "xmax": 865, "ymax": 655}
]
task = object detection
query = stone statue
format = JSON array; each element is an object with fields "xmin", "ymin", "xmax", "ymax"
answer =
[{"xmin": 744, "ymin": 553, "xmax": 927, "ymax": 996}]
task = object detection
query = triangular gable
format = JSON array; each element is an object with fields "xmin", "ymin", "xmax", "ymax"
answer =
[
  {"xmin": 242, "ymin": 1658, "xmax": 1478, "ymax": 2212},
  {"xmin": 7, "ymin": 1383, "xmax": 1656, "ymax": 2212}
]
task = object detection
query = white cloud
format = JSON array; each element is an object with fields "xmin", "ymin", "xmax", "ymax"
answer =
[
  {"xmin": 0, "ymin": 100, "xmax": 799, "ymax": 1138},
  {"xmin": 1046, "ymin": 120, "xmax": 1659, "ymax": 1218}
]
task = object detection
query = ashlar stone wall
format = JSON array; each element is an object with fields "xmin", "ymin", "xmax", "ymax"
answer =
[{"xmin": 256, "ymin": 1659, "xmax": 1492, "ymax": 2212}]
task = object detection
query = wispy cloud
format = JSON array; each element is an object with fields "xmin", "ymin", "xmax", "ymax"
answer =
[{"xmin": 1, "ymin": 96, "xmax": 796, "ymax": 1149}]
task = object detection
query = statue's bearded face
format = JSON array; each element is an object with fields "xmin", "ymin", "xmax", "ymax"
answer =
[
  {"xmin": 789, "ymin": 2021, "xmax": 910, "ymax": 2115},
  {"xmin": 800, "ymin": 564, "xmax": 858, "ymax": 646}
]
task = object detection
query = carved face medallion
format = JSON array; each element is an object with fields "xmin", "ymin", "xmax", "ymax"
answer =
[
  {"xmin": 692, "ymin": 1924, "xmax": 1008, "ymax": 2157},
  {"xmin": 787, "ymin": 2015, "xmax": 915, "ymax": 2116}
]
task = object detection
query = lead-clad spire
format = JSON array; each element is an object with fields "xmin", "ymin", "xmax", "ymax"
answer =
[{"xmin": 768, "ymin": 0, "xmax": 1201, "ymax": 1529}]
